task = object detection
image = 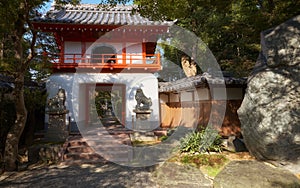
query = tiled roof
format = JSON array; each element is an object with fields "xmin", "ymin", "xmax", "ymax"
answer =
[
  {"xmin": 33, "ymin": 4, "xmax": 174, "ymax": 26},
  {"xmin": 159, "ymin": 72, "xmax": 247, "ymax": 92}
]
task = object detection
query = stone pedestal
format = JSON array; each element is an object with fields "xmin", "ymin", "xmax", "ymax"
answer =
[
  {"xmin": 132, "ymin": 109, "xmax": 158, "ymax": 131},
  {"xmin": 133, "ymin": 120, "xmax": 159, "ymax": 132},
  {"xmin": 130, "ymin": 132, "xmax": 158, "ymax": 142},
  {"xmin": 45, "ymin": 110, "xmax": 69, "ymax": 142},
  {"xmin": 133, "ymin": 109, "xmax": 152, "ymax": 120}
]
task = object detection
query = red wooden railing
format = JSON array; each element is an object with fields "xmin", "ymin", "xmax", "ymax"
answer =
[{"xmin": 48, "ymin": 53, "xmax": 161, "ymax": 71}]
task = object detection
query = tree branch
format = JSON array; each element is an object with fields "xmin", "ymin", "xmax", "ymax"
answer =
[{"xmin": 22, "ymin": 1, "xmax": 37, "ymax": 71}]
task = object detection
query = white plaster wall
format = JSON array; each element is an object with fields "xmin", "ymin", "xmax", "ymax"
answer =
[
  {"xmin": 64, "ymin": 42, "xmax": 82, "ymax": 63},
  {"xmin": 212, "ymin": 88, "xmax": 227, "ymax": 100},
  {"xmin": 181, "ymin": 91, "xmax": 193, "ymax": 102},
  {"xmin": 46, "ymin": 73, "xmax": 160, "ymax": 129},
  {"xmin": 85, "ymin": 42, "xmax": 123, "ymax": 55},
  {"xmin": 195, "ymin": 88, "xmax": 210, "ymax": 101},
  {"xmin": 64, "ymin": 42, "xmax": 124, "ymax": 64},
  {"xmin": 64, "ymin": 42, "xmax": 144, "ymax": 65},
  {"xmin": 45, "ymin": 73, "xmax": 75, "ymax": 124},
  {"xmin": 126, "ymin": 43, "xmax": 143, "ymax": 64}
]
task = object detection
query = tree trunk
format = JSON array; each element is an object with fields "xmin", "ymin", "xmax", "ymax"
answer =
[
  {"xmin": 3, "ymin": 12, "xmax": 27, "ymax": 170},
  {"xmin": 2, "ymin": 1, "xmax": 38, "ymax": 171},
  {"xmin": 4, "ymin": 75, "xmax": 27, "ymax": 171}
]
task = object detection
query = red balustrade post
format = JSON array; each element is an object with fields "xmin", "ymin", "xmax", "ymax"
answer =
[{"xmin": 73, "ymin": 54, "xmax": 76, "ymax": 64}]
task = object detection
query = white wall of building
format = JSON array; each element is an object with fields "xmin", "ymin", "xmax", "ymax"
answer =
[
  {"xmin": 126, "ymin": 43, "xmax": 143, "ymax": 64},
  {"xmin": 63, "ymin": 41, "xmax": 144, "ymax": 64},
  {"xmin": 212, "ymin": 88, "xmax": 227, "ymax": 100},
  {"xmin": 181, "ymin": 91, "xmax": 193, "ymax": 102},
  {"xmin": 195, "ymin": 88, "xmax": 210, "ymax": 101},
  {"xmin": 164, "ymin": 87, "xmax": 242, "ymax": 102},
  {"xmin": 64, "ymin": 42, "xmax": 82, "ymax": 63},
  {"xmin": 46, "ymin": 73, "xmax": 160, "ymax": 130}
]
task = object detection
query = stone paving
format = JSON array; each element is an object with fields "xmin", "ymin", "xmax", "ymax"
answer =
[
  {"xmin": 0, "ymin": 162, "xmax": 157, "ymax": 188},
  {"xmin": 0, "ymin": 161, "xmax": 216, "ymax": 188},
  {"xmin": 1, "ymin": 159, "xmax": 300, "ymax": 187},
  {"xmin": 214, "ymin": 160, "xmax": 300, "ymax": 188}
]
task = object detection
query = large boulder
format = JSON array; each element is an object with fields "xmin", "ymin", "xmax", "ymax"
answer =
[{"xmin": 238, "ymin": 15, "xmax": 300, "ymax": 165}]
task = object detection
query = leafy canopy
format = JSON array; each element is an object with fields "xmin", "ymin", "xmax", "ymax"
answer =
[{"xmin": 97, "ymin": 0, "xmax": 300, "ymax": 77}]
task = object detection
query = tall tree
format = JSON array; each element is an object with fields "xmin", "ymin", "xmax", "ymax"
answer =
[
  {"xmin": 0, "ymin": 0, "xmax": 79, "ymax": 171},
  {"xmin": 132, "ymin": 0, "xmax": 300, "ymax": 77}
]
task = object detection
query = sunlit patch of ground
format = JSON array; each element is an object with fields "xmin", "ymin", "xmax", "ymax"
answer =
[
  {"xmin": 167, "ymin": 151, "xmax": 256, "ymax": 178},
  {"xmin": 222, "ymin": 151, "xmax": 255, "ymax": 161}
]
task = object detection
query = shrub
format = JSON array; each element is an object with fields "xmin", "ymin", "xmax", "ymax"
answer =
[{"xmin": 179, "ymin": 127, "xmax": 222, "ymax": 154}]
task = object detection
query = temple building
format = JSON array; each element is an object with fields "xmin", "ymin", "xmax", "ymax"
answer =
[
  {"xmin": 33, "ymin": 4, "xmax": 174, "ymax": 131},
  {"xmin": 33, "ymin": 3, "xmax": 246, "ymax": 139}
]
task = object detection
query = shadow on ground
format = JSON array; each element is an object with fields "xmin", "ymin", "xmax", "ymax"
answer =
[{"xmin": 0, "ymin": 162, "xmax": 156, "ymax": 188}]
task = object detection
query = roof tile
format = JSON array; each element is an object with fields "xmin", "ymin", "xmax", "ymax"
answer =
[
  {"xmin": 159, "ymin": 72, "xmax": 247, "ymax": 92},
  {"xmin": 34, "ymin": 4, "xmax": 174, "ymax": 26}
]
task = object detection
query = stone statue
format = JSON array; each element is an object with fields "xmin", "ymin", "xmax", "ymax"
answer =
[
  {"xmin": 47, "ymin": 88, "xmax": 66, "ymax": 113},
  {"xmin": 135, "ymin": 88, "xmax": 152, "ymax": 111}
]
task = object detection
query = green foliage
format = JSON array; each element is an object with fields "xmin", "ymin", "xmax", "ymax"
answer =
[
  {"xmin": 24, "ymin": 88, "xmax": 47, "ymax": 112},
  {"xmin": 180, "ymin": 153, "xmax": 228, "ymax": 177},
  {"xmin": 0, "ymin": 0, "xmax": 82, "ymax": 169},
  {"xmin": 159, "ymin": 135, "xmax": 168, "ymax": 141},
  {"xmin": 94, "ymin": 90, "xmax": 122, "ymax": 120},
  {"xmin": 180, "ymin": 153, "xmax": 228, "ymax": 167},
  {"xmin": 179, "ymin": 127, "xmax": 223, "ymax": 154},
  {"xmin": 168, "ymin": 152, "xmax": 229, "ymax": 178},
  {"xmin": 133, "ymin": 0, "xmax": 300, "ymax": 77}
]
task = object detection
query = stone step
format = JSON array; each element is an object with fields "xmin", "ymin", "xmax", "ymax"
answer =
[
  {"xmin": 66, "ymin": 145, "xmax": 95, "ymax": 153},
  {"xmin": 62, "ymin": 134, "xmax": 132, "ymax": 163},
  {"xmin": 64, "ymin": 153, "xmax": 103, "ymax": 161},
  {"xmin": 66, "ymin": 140, "xmax": 131, "ymax": 150},
  {"xmin": 67, "ymin": 136, "xmax": 130, "ymax": 145},
  {"xmin": 92, "ymin": 150, "xmax": 131, "ymax": 156},
  {"xmin": 80, "ymin": 137, "xmax": 131, "ymax": 145},
  {"xmin": 60, "ymin": 159, "xmax": 107, "ymax": 165},
  {"xmin": 67, "ymin": 140, "xmax": 89, "ymax": 147},
  {"xmin": 153, "ymin": 129, "xmax": 168, "ymax": 136},
  {"xmin": 64, "ymin": 151, "xmax": 132, "ymax": 163}
]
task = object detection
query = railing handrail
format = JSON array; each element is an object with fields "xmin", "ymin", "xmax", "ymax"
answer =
[
  {"xmin": 48, "ymin": 53, "xmax": 160, "ymax": 65},
  {"xmin": 46, "ymin": 52, "xmax": 161, "ymax": 71}
]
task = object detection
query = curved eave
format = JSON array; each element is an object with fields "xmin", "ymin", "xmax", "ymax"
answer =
[
  {"xmin": 32, "ymin": 21, "xmax": 172, "ymax": 33},
  {"xmin": 32, "ymin": 17, "xmax": 174, "ymax": 27}
]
